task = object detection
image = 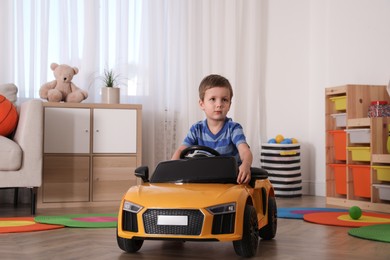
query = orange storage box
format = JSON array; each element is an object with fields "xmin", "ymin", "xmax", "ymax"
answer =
[
  {"xmin": 328, "ymin": 130, "xmax": 346, "ymax": 161},
  {"xmin": 349, "ymin": 165, "xmax": 371, "ymax": 198},
  {"xmin": 329, "ymin": 164, "xmax": 346, "ymax": 195}
]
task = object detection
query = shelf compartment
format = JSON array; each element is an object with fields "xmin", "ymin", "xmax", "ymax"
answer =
[
  {"xmin": 347, "ymin": 146, "xmax": 371, "ymax": 162},
  {"xmin": 328, "ymin": 130, "xmax": 347, "ymax": 161},
  {"xmin": 329, "ymin": 164, "xmax": 347, "ymax": 195},
  {"xmin": 330, "ymin": 96, "xmax": 346, "ymax": 111},
  {"xmin": 372, "ymin": 165, "xmax": 390, "ymax": 182},
  {"xmin": 373, "ymin": 184, "xmax": 390, "ymax": 201},
  {"xmin": 331, "ymin": 113, "xmax": 346, "ymax": 128},
  {"xmin": 349, "ymin": 164, "xmax": 371, "ymax": 198},
  {"xmin": 346, "ymin": 128, "xmax": 370, "ymax": 144}
]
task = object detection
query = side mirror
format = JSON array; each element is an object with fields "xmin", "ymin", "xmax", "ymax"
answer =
[{"xmin": 135, "ymin": 166, "xmax": 149, "ymax": 182}]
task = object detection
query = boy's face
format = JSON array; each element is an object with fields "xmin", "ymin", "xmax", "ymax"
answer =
[{"xmin": 199, "ymin": 86, "xmax": 231, "ymax": 122}]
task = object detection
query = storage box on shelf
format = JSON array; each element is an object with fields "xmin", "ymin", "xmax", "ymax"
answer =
[
  {"xmin": 325, "ymin": 84, "xmax": 390, "ymax": 213},
  {"xmin": 349, "ymin": 164, "xmax": 371, "ymax": 199},
  {"xmin": 329, "ymin": 164, "xmax": 347, "ymax": 195},
  {"xmin": 38, "ymin": 102, "xmax": 142, "ymax": 208},
  {"xmin": 373, "ymin": 184, "xmax": 390, "ymax": 201},
  {"xmin": 331, "ymin": 113, "xmax": 347, "ymax": 128}
]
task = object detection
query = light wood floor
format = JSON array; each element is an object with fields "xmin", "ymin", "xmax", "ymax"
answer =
[{"xmin": 1, "ymin": 196, "xmax": 389, "ymax": 260}]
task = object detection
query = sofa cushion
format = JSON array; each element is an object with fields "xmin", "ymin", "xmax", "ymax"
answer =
[
  {"xmin": 0, "ymin": 83, "xmax": 18, "ymax": 104},
  {"xmin": 0, "ymin": 136, "xmax": 22, "ymax": 170}
]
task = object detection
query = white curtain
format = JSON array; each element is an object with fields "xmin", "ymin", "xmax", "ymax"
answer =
[{"xmin": 0, "ymin": 0, "xmax": 265, "ymax": 169}]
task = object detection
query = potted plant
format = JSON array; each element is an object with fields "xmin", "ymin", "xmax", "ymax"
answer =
[{"xmin": 100, "ymin": 69, "xmax": 121, "ymax": 104}]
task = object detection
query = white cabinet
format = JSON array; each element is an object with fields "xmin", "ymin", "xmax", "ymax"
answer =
[
  {"xmin": 93, "ymin": 108, "xmax": 137, "ymax": 153},
  {"xmin": 39, "ymin": 102, "xmax": 142, "ymax": 208},
  {"xmin": 44, "ymin": 107, "xmax": 90, "ymax": 153}
]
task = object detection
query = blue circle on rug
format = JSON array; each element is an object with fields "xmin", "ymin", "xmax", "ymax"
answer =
[{"xmin": 278, "ymin": 207, "xmax": 348, "ymax": 219}]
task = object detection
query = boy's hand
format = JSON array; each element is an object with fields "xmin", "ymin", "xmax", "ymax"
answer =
[
  {"xmin": 237, "ymin": 164, "xmax": 251, "ymax": 184},
  {"xmin": 237, "ymin": 143, "xmax": 253, "ymax": 184}
]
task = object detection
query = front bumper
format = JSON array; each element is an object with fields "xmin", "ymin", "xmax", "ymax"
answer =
[{"xmin": 118, "ymin": 207, "xmax": 242, "ymax": 242}]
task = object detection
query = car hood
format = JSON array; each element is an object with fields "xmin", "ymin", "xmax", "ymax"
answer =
[{"xmin": 122, "ymin": 183, "xmax": 248, "ymax": 208}]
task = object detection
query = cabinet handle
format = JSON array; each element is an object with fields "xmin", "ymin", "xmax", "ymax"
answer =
[
  {"xmin": 96, "ymin": 129, "xmax": 100, "ymax": 133},
  {"xmin": 85, "ymin": 129, "xmax": 89, "ymax": 133}
]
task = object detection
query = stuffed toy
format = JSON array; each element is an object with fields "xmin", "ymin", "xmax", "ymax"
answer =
[{"xmin": 39, "ymin": 63, "xmax": 88, "ymax": 103}]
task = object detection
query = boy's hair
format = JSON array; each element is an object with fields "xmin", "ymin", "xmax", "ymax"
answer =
[{"xmin": 198, "ymin": 74, "xmax": 233, "ymax": 101}]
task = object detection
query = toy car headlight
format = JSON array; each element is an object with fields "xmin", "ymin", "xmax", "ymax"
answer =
[
  {"xmin": 123, "ymin": 201, "xmax": 143, "ymax": 213},
  {"xmin": 206, "ymin": 203, "xmax": 236, "ymax": 215}
]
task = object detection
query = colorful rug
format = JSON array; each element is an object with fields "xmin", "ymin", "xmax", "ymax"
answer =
[
  {"xmin": 0, "ymin": 217, "xmax": 64, "ymax": 234},
  {"xmin": 348, "ymin": 224, "xmax": 390, "ymax": 243},
  {"xmin": 34, "ymin": 213, "xmax": 117, "ymax": 228},
  {"xmin": 278, "ymin": 207, "xmax": 348, "ymax": 219},
  {"xmin": 303, "ymin": 212, "xmax": 390, "ymax": 227}
]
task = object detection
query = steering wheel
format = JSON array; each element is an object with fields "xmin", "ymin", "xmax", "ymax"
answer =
[{"xmin": 179, "ymin": 145, "xmax": 220, "ymax": 159}]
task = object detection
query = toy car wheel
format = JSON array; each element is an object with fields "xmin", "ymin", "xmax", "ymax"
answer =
[
  {"xmin": 117, "ymin": 229, "xmax": 144, "ymax": 253},
  {"xmin": 259, "ymin": 196, "xmax": 277, "ymax": 240},
  {"xmin": 233, "ymin": 205, "xmax": 259, "ymax": 257}
]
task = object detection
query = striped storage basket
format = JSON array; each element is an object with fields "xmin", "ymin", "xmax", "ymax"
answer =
[{"xmin": 260, "ymin": 143, "xmax": 302, "ymax": 197}]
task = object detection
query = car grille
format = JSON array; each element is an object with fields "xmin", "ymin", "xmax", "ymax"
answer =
[
  {"xmin": 212, "ymin": 212, "xmax": 235, "ymax": 234},
  {"xmin": 143, "ymin": 209, "xmax": 204, "ymax": 235},
  {"xmin": 122, "ymin": 211, "xmax": 138, "ymax": 232}
]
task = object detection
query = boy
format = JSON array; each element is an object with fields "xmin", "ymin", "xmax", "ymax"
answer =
[{"xmin": 171, "ymin": 74, "xmax": 253, "ymax": 184}]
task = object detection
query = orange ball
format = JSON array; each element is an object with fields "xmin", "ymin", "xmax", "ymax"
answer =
[
  {"xmin": 275, "ymin": 134, "xmax": 284, "ymax": 143},
  {"xmin": 0, "ymin": 95, "xmax": 18, "ymax": 136}
]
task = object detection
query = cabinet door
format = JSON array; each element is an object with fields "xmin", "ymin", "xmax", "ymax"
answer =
[
  {"xmin": 92, "ymin": 156, "xmax": 137, "ymax": 201},
  {"xmin": 44, "ymin": 107, "xmax": 90, "ymax": 153},
  {"xmin": 43, "ymin": 156, "xmax": 90, "ymax": 202},
  {"xmin": 93, "ymin": 109, "xmax": 137, "ymax": 153}
]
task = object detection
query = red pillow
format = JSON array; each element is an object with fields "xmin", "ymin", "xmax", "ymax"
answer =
[{"xmin": 0, "ymin": 94, "xmax": 18, "ymax": 137}]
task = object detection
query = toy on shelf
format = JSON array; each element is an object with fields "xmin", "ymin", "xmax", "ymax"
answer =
[{"xmin": 39, "ymin": 63, "xmax": 88, "ymax": 103}]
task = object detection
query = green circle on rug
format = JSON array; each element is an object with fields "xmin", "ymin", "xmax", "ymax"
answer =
[
  {"xmin": 348, "ymin": 224, "xmax": 390, "ymax": 243},
  {"xmin": 34, "ymin": 213, "xmax": 117, "ymax": 228}
]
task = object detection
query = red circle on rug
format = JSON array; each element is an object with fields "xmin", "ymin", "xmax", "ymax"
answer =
[
  {"xmin": 303, "ymin": 212, "xmax": 390, "ymax": 227},
  {"xmin": 0, "ymin": 217, "xmax": 64, "ymax": 233}
]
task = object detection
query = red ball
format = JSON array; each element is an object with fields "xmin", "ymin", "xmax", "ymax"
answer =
[{"xmin": 0, "ymin": 95, "xmax": 18, "ymax": 136}]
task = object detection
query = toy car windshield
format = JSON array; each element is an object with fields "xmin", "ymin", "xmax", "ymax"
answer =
[{"xmin": 150, "ymin": 157, "xmax": 238, "ymax": 184}]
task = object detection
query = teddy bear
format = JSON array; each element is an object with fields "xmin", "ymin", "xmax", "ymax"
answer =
[{"xmin": 39, "ymin": 63, "xmax": 88, "ymax": 103}]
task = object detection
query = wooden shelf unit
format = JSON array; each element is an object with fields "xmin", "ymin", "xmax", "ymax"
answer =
[
  {"xmin": 325, "ymin": 84, "xmax": 390, "ymax": 213},
  {"xmin": 38, "ymin": 102, "xmax": 142, "ymax": 208}
]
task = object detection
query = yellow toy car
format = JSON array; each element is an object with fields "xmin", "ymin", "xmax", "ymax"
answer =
[{"xmin": 117, "ymin": 146, "xmax": 277, "ymax": 257}]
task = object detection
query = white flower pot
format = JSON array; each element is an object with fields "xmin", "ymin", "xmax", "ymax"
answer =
[{"xmin": 101, "ymin": 87, "xmax": 120, "ymax": 104}]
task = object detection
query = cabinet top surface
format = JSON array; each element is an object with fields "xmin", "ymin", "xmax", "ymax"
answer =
[
  {"xmin": 325, "ymin": 84, "xmax": 387, "ymax": 95},
  {"xmin": 43, "ymin": 102, "xmax": 142, "ymax": 109}
]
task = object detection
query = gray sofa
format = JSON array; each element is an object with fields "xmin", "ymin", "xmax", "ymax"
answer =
[{"xmin": 0, "ymin": 83, "xmax": 43, "ymax": 215}]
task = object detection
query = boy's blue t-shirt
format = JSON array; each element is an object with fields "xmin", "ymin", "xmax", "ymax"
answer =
[{"xmin": 183, "ymin": 117, "xmax": 248, "ymax": 164}]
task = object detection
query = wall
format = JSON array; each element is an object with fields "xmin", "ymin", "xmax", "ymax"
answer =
[{"xmin": 264, "ymin": 0, "xmax": 390, "ymax": 196}]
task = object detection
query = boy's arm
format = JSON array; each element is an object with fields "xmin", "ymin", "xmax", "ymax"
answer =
[
  {"xmin": 171, "ymin": 145, "xmax": 188, "ymax": 160},
  {"xmin": 237, "ymin": 143, "xmax": 253, "ymax": 184}
]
